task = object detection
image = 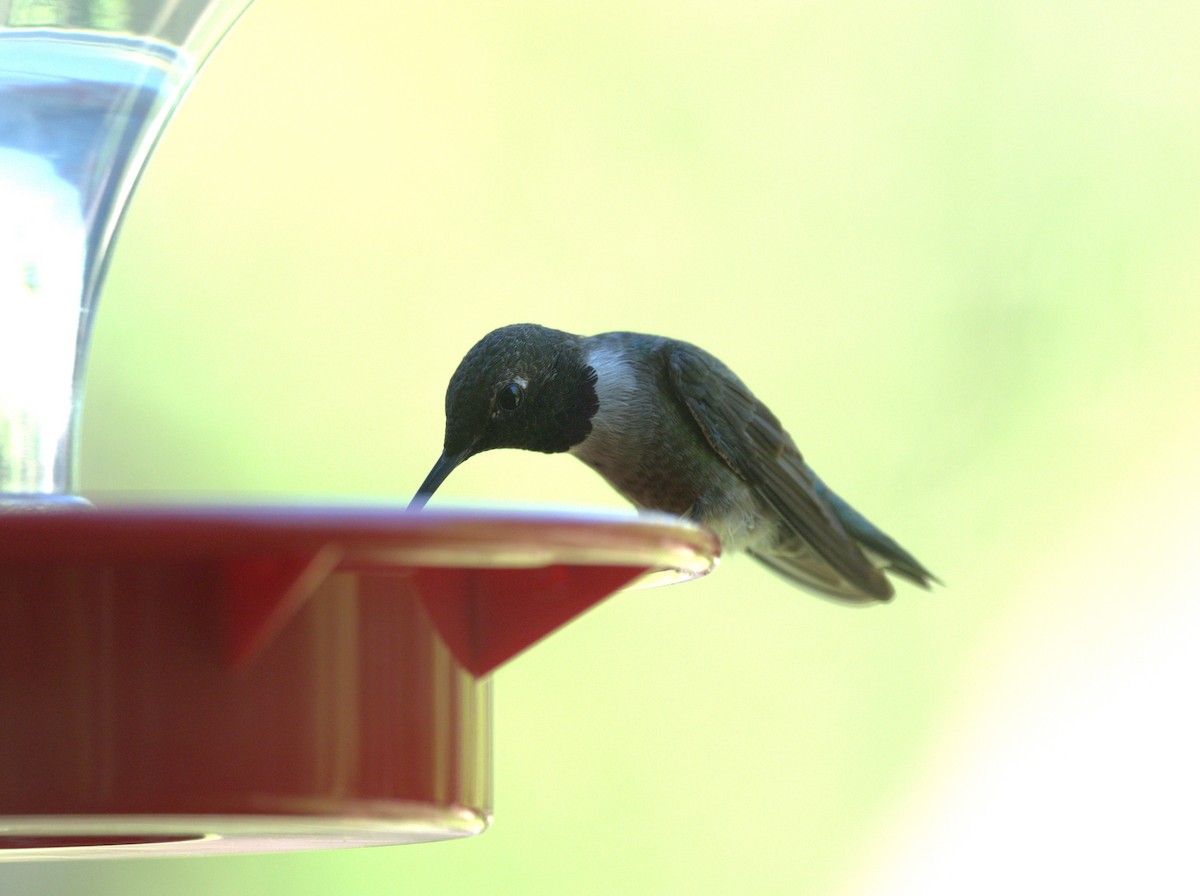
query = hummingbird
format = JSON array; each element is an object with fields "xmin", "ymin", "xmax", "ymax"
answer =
[{"xmin": 411, "ymin": 323, "xmax": 936, "ymax": 602}]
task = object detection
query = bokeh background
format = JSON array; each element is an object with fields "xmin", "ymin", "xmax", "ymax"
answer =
[{"xmin": 6, "ymin": 0, "xmax": 1200, "ymax": 892}]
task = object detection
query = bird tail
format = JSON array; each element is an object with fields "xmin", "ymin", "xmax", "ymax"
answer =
[
  {"xmin": 747, "ymin": 546, "xmax": 894, "ymax": 603},
  {"xmin": 813, "ymin": 478, "xmax": 939, "ymax": 590}
]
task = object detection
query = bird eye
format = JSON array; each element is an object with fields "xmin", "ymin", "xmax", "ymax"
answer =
[{"xmin": 497, "ymin": 382, "xmax": 524, "ymax": 411}]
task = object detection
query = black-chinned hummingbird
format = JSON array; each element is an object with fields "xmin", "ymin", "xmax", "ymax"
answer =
[{"xmin": 411, "ymin": 323, "xmax": 936, "ymax": 602}]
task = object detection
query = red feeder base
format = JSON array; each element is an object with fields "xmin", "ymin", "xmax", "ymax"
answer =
[{"xmin": 0, "ymin": 506, "xmax": 716, "ymax": 858}]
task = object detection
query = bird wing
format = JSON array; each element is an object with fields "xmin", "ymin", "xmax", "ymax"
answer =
[{"xmin": 666, "ymin": 344, "xmax": 893, "ymax": 600}]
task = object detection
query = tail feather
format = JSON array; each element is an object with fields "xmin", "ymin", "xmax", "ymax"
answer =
[
  {"xmin": 814, "ymin": 478, "xmax": 939, "ymax": 591},
  {"xmin": 747, "ymin": 544, "xmax": 893, "ymax": 603}
]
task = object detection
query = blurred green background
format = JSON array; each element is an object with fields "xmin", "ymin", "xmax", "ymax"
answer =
[{"xmin": 7, "ymin": 0, "xmax": 1200, "ymax": 892}]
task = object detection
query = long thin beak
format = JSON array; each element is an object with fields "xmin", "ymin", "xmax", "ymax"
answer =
[{"xmin": 409, "ymin": 449, "xmax": 470, "ymax": 510}]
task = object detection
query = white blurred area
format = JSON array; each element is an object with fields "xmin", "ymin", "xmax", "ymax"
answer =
[
  {"xmin": 852, "ymin": 433, "xmax": 1200, "ymax": 894},
  {"xmin": 0, "ymin": 150, "xmax": 82, "ymax": 490}
]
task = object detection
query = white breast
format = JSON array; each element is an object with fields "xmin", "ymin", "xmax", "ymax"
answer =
[
  {"xmin": 567, "ymin": 342, "xmax": 773, "ymax": 553},
  {"xmin": 568, "ymin": 345, "xmax": 643, "ymax": 465}
]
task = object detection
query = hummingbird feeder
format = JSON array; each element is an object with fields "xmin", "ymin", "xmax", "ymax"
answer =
[{"xmin": 0, "ymin": 0, "xmax": 717, "ymax": 858}]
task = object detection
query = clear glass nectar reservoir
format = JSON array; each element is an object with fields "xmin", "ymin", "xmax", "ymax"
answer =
[{"xmin": 0, "ymin": 0, "xmax": 252, "ymax": 500}]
